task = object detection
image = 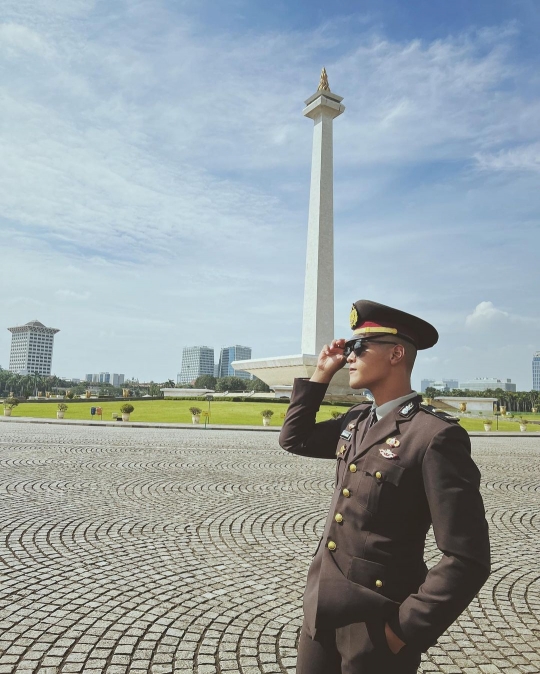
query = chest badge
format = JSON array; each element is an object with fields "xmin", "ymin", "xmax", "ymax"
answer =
[
  {"xmin": 386, "ymin": 437, "xmax": 400, "ymax": 448},
  {"xmin": 379, "ymin": 448, "xmax": 398, "ymax": 459}
]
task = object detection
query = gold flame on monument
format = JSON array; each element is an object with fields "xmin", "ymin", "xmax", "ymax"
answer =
[{"xmin": 317, "ymin": 67, "xmax": 331, "ymax": 92}]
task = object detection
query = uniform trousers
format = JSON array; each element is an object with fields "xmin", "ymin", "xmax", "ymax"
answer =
[{"xmin": 296, "ymin": 620, "xmax": 421, "ymax": 674}]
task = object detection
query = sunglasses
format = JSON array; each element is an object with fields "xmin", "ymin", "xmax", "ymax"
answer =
[{"xmin": 343, "ymin": 338, "xmax": 401, "ymax": 358}]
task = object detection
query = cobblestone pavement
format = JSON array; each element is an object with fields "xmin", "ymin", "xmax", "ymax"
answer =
[{"xmin": 0, "ymin": 423, "xmax": 538, "ymax": 674}]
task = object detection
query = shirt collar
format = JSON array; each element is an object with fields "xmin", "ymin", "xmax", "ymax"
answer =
[{"xmin": 373, "ymin": 391, "xmax": 418, "ymax": 421}]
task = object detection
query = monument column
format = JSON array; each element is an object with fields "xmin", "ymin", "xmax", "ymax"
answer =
[
  {"xmin": 301, "ymin": 68, "xmax": 345, "ymax": 355},
  {"xmin": 232, "ymin": 70, "xmax": 355, "ymax": 397}
]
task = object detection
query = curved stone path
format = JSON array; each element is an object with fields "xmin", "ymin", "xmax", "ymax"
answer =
[{"xmin": 0, "ymin": 423, "xmax": 538, "ymax": 674}]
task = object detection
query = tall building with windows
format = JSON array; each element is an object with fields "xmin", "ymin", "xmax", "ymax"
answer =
[
  {"xmin": 533, "ymin": 352, "xmax": 540, "ymax": 391},
  {"xmin": 219, "ymin": 345, "xmax": 252, "ymax": 380},
  {"xmin": 8, "ymin": 320, "xmax": 59, "ymax": 376},
  {"xmin": 178, "ymin": 346, "xmax": 215, "ymax": 384},
  {"xmin": 85, "ymin": 373, "xmax": 124, "ymax": 386}
]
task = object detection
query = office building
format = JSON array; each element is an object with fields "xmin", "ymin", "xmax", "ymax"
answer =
[
  {"xmin": 8, "ymin": 320, "xmax": 59, "ymax": 376},
  {"xmin": 421, "ymin": 379, "xmax": 458, "ymax": 393},
  {"xmin": 533, "ymin": 352, "xmax": 540, "ymax": 391},
  {"xmin": 218, "ymin": 345, "xmax": 252, "ymax": 380},
  {"xmin": 178, "ymin": 346, "xmax": 215, "ymax": 384},
  {"xmin": 458, "ymin": 378, "xmax": 516, "ymax": 392},
  {"xmin": 85, "ymin": 373, "xmax": 124, "ymax": 386}
]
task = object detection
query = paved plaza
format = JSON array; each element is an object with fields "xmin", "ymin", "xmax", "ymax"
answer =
[{"xmin": 0, "ymin": 423, "xmax": 538, "ymax": 674}]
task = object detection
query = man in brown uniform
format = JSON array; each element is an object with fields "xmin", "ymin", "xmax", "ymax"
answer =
[{"xmin": 279, "ymin": 300, "xmax": 490, "ymax": 674}]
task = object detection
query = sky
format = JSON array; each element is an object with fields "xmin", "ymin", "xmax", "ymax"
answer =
[{"xmin": 1, "ymin": 0, "xmax": 539, "ymax": 390}]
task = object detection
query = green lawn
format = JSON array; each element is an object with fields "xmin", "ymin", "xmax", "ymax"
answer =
[
  {"xmin": 458, "ymin": 417, "xmax": 539, "ymax": 432},
  {"xmin": 5, "ymin": 400, "xmax": 540, "ymax": 431},
  {"xmin": 5, "ymin": 399, "xmax": 344, "ymax": 426}
]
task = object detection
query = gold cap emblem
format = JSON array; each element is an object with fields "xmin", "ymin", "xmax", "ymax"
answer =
[{"xmin": 349, "ymin": 305, "xmax": 358, "ymax": 329}]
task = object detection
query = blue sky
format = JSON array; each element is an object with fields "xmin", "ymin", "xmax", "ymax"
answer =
[{"xmin": 1, "ymin": 0, "xmax": 539, "ymax": 389}]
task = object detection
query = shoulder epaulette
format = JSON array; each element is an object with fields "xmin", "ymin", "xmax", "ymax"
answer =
[{"xmin": 419, "ymin": 403, "xmax": 460, "ymax": 424}]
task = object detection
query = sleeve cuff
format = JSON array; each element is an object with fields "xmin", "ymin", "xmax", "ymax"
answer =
[{"xmin": 291, "ymin": 377, "xmax": 328, "ymax": 401}]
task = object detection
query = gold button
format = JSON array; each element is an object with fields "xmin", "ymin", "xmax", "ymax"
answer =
[
  {"xmin": 328, "ymin": 541, "xmax": 337, "ymax": 551},
  {"xmin": 375, "ymin": 471, "xmax": 382, "ymax": 480},
  {"xmin": 349, "ymin": 464, "xmax": 357, "ymax": 473},
  {"xmin": 342, "ymin": 488, "xmax": 351, "ymax": 497},
  {"xmin": 334, "ymin": 513, "xmax": 343, "ymax": 523},
  {"xmin": 375, "ymin": 579, "xmax": 383, "ymax": 588}
]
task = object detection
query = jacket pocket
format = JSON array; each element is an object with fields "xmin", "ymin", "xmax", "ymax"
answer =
[
  {"xmin": 361, "ymin": 455, "xmax": 404, "ymax": 513},
  {"xmin": 348, "ymin": 556, "xmax": 427, "ymax": 602},
  {"xmin": 347, "ymin": 556, "xmax": 387, "ymax": 593}
]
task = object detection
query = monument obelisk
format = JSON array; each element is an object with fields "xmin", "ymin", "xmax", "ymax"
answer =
[
  {"xmin": 301, "ymin": 68, "xmax": 345, "ymax": 355},
  {"xmin": 233, "ymin": 70, "xmax": 354, "ymax": 397}
]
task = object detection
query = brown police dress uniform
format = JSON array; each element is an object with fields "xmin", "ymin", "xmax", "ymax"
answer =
[{"xmin": 279, "ymin": 378, "xmax": 490, "ymax": 674}]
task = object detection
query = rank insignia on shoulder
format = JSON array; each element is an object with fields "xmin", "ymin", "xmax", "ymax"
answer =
[
  {"xmin": 399, "ymin": 402, "xmax": 416, "ymax": 417},
  {"xmin": 386, "ymin": 437, "xmax": 400, "ymax": 448},
  {"xmin": 420, "ymin": 404, "xmax": 460, "ymax": 423},
  {"xmin": 380, "ymin": 448, "xmax": 398, "ymax": 459},
  {"xmin": 340, "ymin": 430, "xmax": 353, "ymax": 440},
  {"xmin": 347, "ymin": 422, "xmax": 355, "ymax": 430}
]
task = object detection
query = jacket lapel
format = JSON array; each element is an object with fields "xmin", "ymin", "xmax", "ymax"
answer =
[
  {"xmin": 349, "ymin": 413, "xmax": 399, "ymax": 463},
  {"xmin": 348, "ymin": 395, "xmax": 422, "ymax": 463}
]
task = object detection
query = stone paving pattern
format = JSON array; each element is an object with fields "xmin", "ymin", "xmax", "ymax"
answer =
[{"xmin": 0, "ymin": 423, "xmax": 538, "ymax": 674}]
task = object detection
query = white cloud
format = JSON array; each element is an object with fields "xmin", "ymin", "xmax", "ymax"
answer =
[
  {"xmin": 0, "ymin": 22, "xmax": 54, "ymax": 58},
  {"xmin": 474, "ymin": 142, "xmax": 540, "ymax": 172},
  {"xmin": 465, "ymin": 301, "xmax": 509, "ymax": 328},
  {"xmin": 55, "ymin": 290, "xmax": 91, "ymax": 300}
]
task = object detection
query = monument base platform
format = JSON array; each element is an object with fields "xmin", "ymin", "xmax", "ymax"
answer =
[{"xmin": 232, "ymin": 354, "xmax": 368, "ymax": 401}]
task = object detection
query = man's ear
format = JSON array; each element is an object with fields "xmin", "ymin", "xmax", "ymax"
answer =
[{"xmin": 390, "ymin": 345, "xmax": 406, "ymax": 365}]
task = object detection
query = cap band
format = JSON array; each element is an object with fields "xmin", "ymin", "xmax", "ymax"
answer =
[{"xmin": 353, "ymin": 326, "xmax": 398, "ymax": 335}]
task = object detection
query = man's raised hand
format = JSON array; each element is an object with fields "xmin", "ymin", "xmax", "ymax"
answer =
[{"xmin": 310, "ymin": 339, "xmax": 347, "ymax": 384}]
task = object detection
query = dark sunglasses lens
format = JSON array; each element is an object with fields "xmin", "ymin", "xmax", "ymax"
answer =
[{"xmin": 344, "ymin": 340, "xmax": 365, "ymax": 357}]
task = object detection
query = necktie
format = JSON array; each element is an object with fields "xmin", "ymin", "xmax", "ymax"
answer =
[{"xmin": 361, "ymin": 406, "xmax": 378, "ymax": 442}]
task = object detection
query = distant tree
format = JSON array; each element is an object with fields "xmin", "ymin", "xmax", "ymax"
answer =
[
  {"xmin": 194, "ymin": 374, "xmax": 217, "ymax": 390},
  {"xmin": 425, "ymin": 387, "xmax": 438, "ymax": 400},
  {"xmin": 149, "ymin": 383, "xmax": 161, "ymax": 397},
  {"xmin": 216, "ymin": 376, "xmax": 248, "ymax": 392},
  {"xmin": 250, "ymin": 377, "xmax": 271, "ymax": 393}
]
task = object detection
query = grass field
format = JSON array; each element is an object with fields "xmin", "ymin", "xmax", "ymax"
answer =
[{"xmin": 4, "ymin": 399, "xmax": 540, "ymax": 432}]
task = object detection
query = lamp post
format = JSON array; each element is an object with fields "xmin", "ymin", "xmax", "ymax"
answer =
[{"xmin": 206, "ymin": 395, "xmax": 213, "ymax": 425}]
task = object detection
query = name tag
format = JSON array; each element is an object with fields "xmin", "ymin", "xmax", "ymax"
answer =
[{"xmin": 340, "ymin": 430, "xmax": 352, "ymax": 440}]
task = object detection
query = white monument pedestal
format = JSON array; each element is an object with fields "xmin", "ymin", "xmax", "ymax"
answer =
[{"xmin": 232, "ymin": 354, "xmax": 365, "ymax": 400}]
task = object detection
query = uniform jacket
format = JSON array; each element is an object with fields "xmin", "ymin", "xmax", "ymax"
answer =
[{"xmin": 279, "ymin": 378, "xmax": 490, "ymax": 653}]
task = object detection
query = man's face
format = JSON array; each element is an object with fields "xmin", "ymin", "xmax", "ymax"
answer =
[{"xmin": 346, "ymin": 337, "xmax": 402, "ymax": 390}]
